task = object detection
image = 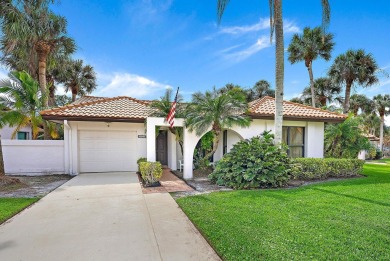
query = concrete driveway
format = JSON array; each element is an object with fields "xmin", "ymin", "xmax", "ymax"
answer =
[{"xmin": 0, "ymin": 173, "xmax": 220, "ymax": 261}]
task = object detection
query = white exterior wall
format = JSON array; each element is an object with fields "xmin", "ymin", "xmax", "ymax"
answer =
[
  {"xmin": 2, "ymin": 140, "xmax": 64, "ymax": 175},
  {"xmin": 65, "ymin": 121, "xmax": 147, "ymax": 175},
  {"xmin": 0, "ymin": 125, "xmax": 33, "ymax": 140}
]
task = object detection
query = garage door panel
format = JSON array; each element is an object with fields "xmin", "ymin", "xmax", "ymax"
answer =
[{"xmin": 79, "ymin": 130, "xmax": 138, "ymax": 173}]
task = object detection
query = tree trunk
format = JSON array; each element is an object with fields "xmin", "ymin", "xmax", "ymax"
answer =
[
  {"xmin": 273, "ymin": 0, "xmax": 284, "ymax": 145},
  {"xmin": 343, "ymin": 81, "xmax": 352, "ymax": 114},
  {"xmin": 36, "ymin": 42, "xmax": 51, "ymax": 140},
  {"xmin": 379, "ymin": 113, "xmax": 384, "ymax": 152},
  {"xmin": 307, "ymin": 62, "xmax": 316, "ymax": 107},
  {"xmin": 319, "ymin": 96, "xmax": 327, "ymax": 107},
  {"xmin": 203, "ymin": 130, "xmax": 221, "ymax": 161},
  {"xmin": 169, "ymin": 128, "xmax": 184, "ymax": 157},
  {"xmin": 0, "ymin": 136, "xmax": 4, "ymax": 176},
  {"xmin": 47, "ymin": 75, "xmax": 56, "ymax": 107}
]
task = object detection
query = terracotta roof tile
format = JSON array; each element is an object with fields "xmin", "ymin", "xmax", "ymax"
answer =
[
  {"xmin": 41, "ymin": 96, "xmax": 155, "ymax": 121},
  {"xmin": 249, "ymin": 96, "xmax": 346, "ymax": 122},
  {"xmin": 71, "ymin": 96, "xmax": 106, "ymax": 104}
]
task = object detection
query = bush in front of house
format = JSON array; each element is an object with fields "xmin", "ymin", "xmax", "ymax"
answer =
[
  {"xmin": 209, "ymin": 131, "xmax": 296, "ymax": 189},
  {"xmin": 139, "ymin": 161, "xmax": 163, "ymax": 185},
  {"xmin": 137, "ymin": 157, "xmax": 147, "ymax": 172},
  {"xmin": 291, "ymin": 158, "xmax": 365, "ymax": 180}
]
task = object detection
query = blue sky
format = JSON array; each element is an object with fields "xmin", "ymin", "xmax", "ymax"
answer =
[{"xmin": 1, "ymin": 0, "xmax": 390, "ymax": 103}]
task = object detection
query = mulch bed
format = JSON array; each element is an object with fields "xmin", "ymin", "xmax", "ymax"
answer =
[{"xmin": 0, "ymin": 175, "xmax": 73, "ymax": 198}]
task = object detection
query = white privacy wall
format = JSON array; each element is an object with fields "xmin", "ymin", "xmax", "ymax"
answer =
[{"xmin": 2, "ymin": 140, "xmax": 65, "ymax": 175}]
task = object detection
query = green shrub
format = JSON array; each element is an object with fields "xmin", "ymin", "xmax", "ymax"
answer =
[
  {"xmin": 209, "ymin": 131, "xmax": 294, "ymax": 189},
  {"xmin": 137, "ymin": 157, "xmax": 147, "ymax": 172},
  {"xmin": 375, "ymin": 150, "xmax": 383, "ymax": 160},
  {"xmin": 139, "ymin": 161, "xmax": 163, "ymax": 185},
  {"xmin": 292, "ymin": 158, "xmax": 364, "ymax": 180}
]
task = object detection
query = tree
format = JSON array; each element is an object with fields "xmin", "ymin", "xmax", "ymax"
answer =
[
  {"xmin": 349, "ymin": 94, "xmax": 372, "ymax": 116},
  {"xmin": 324, "ymin": 115, "xmax": 371, "ymax": 158},
  {"xmin": 328, "ymin": 49, "xmax": 379, "ymax": 114},
  {"xmin": 185, "ymin": 88, "xmax": 250, "ymax": 161},
  {"xmin": 360, "ymin": 112, "xmax": 380, "ymax": 136},
  {"xmin": 149, "ymin": 88, "xmax": 185, "ymax": 156},
  {"xmin": 301, "ymin": 77, "xmax": 342, "ymax": 107},
  {"xmin": 55, "ymin": 95, "xmax": 72, "ymax": 107},
  {"xmin": 217, "ymin": 0, "xmax": 330, "ymax": 144},
  {"xmin": 247, "ymin": 80, "xmax": 275, "ymax": 101},
  {"xmin": 0, "ymin": 71, "xmax": 43, "ymax": 139},
  {"xmin": 0, "ymin": 0, "xmax": 76, "ymax": 139},
  {"xmin": 288, "ymin": 27, "xmax": 334, "ymax": 107},
  {"xmin": 373, "ymin": 94, "xmax": 390, "ymax": 152},
  {"xmin": 62, "ymin": 59, "xmax": 97, "ymax": 102}
]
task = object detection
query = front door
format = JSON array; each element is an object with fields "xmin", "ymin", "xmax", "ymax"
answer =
[{"xmin": 156, "ymin": 130, "xmax": 168, "ymax": 165}]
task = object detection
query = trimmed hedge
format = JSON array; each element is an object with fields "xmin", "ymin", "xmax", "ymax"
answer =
[
  {"xmin": 139, "ymin": 161, "xmax": 163, "ymax": 185},
  {"xmin": 209, "ymin": 131, "xmax": 296, "ymax": 189},
  {"xmin": 137, "ymin": 157, "xmax": 147, "ymax": 172},
  {"xmin": 292, "ymin": 158, "xmax": 364, "ymax": 180}
]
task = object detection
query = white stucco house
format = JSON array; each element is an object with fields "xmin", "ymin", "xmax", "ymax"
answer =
[
  {"xmin": 40, "ymin": 95, "xmax": 346, "ymax": 179},
  {"xmin": 0, "ymin": 125, "xmax": 32, "ymax": 140}
]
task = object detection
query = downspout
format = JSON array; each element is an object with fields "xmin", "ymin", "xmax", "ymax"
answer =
[{"xmin": 64, "ymin": 120, "xmax": 73, "ymax": 175}]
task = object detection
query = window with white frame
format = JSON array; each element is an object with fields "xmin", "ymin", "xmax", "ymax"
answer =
[{"xmin": 282, "ymin": 127, "xmax": 305, "ymax": 158}]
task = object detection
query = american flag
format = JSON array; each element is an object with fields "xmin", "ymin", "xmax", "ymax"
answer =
[{"xmin": 167, "ymin": 87, "xmax": 179, "ymax": 128}]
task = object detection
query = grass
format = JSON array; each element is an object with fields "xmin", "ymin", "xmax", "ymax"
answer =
[
  {"xmin": 0, "ymin": 198, "xmax": 39, "ymax": 224},
  {"xmin": 177, "ymin": 159, "xmax": 390, "ymax": 260}
]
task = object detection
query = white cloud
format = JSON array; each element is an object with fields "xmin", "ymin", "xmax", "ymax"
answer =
[
  {"xmin": 220, "ymin": 18, "xmax": 300, "ymax": 35},
  {"xmin": 220, "ymin": 19, "xmax": 269, "ymax": 35},
  {"xmin": 95, "ymin": 72, "xmax": 172, "ymax": 99},
  {"xmin": 221, "ymin": 36, "xmax": 271, "ymax": 62}
]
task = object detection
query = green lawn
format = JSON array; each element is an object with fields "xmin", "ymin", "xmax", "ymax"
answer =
[
  {"xmin": 177, "ymin": 159, "xmax": 390, "ymax": 260},
  {"xmin": 0, "ymin": 198, "xmax": 39, "ymax": 224}
]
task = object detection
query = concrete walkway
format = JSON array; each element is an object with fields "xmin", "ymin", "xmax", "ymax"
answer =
[{"xmin": 0, "ymin": 173, "xmax": 220, "ymax": 261}]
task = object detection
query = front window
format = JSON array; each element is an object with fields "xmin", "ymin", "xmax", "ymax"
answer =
[
  {"xmin": 282, "ymin": 127, "xmax": 304, "ymax": 158},
  {"xmin": 17, "ymin": 131, "xmax": 29, "ymax": 140}
]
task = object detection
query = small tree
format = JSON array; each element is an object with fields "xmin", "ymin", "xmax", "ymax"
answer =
[
  {"xmin": 373, "ymin": 94, "xmax": 390, "ymax": 152},
  {"xmin": 324, "ymin": 115, "xmax": 371, "ymax": 158},
  {"xmin": 185, "ymin": 88, "xmax": 250, "ymax": 162}
]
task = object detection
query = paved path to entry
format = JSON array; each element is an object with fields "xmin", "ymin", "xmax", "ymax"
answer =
[{"xmin": 0, "ymin": 173, "xmax": 220, "ymax": 261}]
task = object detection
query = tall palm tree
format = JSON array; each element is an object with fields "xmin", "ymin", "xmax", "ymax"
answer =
[
  {"xmin": 349, "ymin": 94, "xmax": 372, "ymax": 116},
  {"xmin": 62, "ymin": 60, "xmax": 97, "ymax": 102},
  {"xmin": 0, "ymin": 71, "xmax": 43, "ymax": 139},
  {"xmin": 288, "ymin": 27, "xmax": 334, "ymax": 107},
  {"xmin": 0, "ymin": 0, "xmax": 75, "ymax": 139},
  {"xmin": 247, "ymin": 80, "xmax": 275, "ymax": 101},
  {"xmin": 185, "ymin": 88, "xmax": 250, "ymax": 160},
  {"xmin": 149, "ymin": 88, "xmax": 185, "ymax": 155},
  {"xmin": 360, "ymin": 112, "xmax": 380, "ymax": 136},
  {"xmin": 217, "ymin": 0, "xmax": 330, "ymax": 144},
  {"xmin": 301, "ymin": 77, "xmax": 341, "ymax": 107},
  {"xmin": 373, "ymin": 94, "xmax": 390, "ymax": 152},
  {"xmin": 328, "ymin": 49, "xmax": 379, "ymax": 114}
]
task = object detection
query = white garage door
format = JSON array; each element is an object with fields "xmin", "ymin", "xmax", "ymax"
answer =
[{"xmin": 79, "ymin": 130, "xmax": 137, "ymax": 173}]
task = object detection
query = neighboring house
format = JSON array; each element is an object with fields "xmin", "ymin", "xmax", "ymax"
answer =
[
  {"xmin": 41, "ymin": 95, "xmax": 346, "ymax": 179},
  {"xmin": 358, "ymin": 134, "xmax": 380, "ymax": 160},
  {"xmin": 0, "ymin": 125, "xmax": 32, "ymax": 140}
]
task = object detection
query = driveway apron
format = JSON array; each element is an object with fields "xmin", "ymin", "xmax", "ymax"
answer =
[{"xmin": 0, "ymin": 172, "xmax": 220, "ymax": 261}]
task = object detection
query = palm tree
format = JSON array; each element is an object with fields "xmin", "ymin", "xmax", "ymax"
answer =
[
  {"xmin": 247, "ymin": 80, "xmax": 275, "ymax": 101},
  {"xmin": 0, "ymin": 0, "xmax": 75, "ymax": 140},
  {"xmin": 0, "ymin": 71, "xmax": 43, "ymax": 139},
  {"xmin": 373, "ymin": 94, "xmax": 390, "ymax": 152},
  {"xmin": 328, "ymin": 49, "xmax": 379, "ymax": 114},
  {"xmin": 62, "ymin": 60, "xmax": 97, "ymax": 102},
  {"xmin": 349, "ymin": 94, "xmax": 372, "ymax": 116},
  {"xmin": 301, "ymin": 77, "xmax": 341, "ymax": 107},
  {"xmin": 185, "ymin": 88, "xmax": 250, "ymax": 161},
  {"xmin": 149, "ymin": 89, "xmax": 185, "ymax": 155},
  {"xmin": 217, "ymin": 0, "xmax": 330, "ymax": 144},
  {"xmin": 288, "ymin": 27, "xmax": 334, "ymax": 107}
]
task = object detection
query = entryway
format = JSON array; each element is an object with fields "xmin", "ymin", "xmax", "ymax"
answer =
[{"xmin": 156, "ymin": 130, "xmax": 168, "ymax": 165}]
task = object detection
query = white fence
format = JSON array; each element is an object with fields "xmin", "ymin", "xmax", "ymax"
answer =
[{"xmin": 2, "ymin": 140, "xmax": 65, "ymax": 175}]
